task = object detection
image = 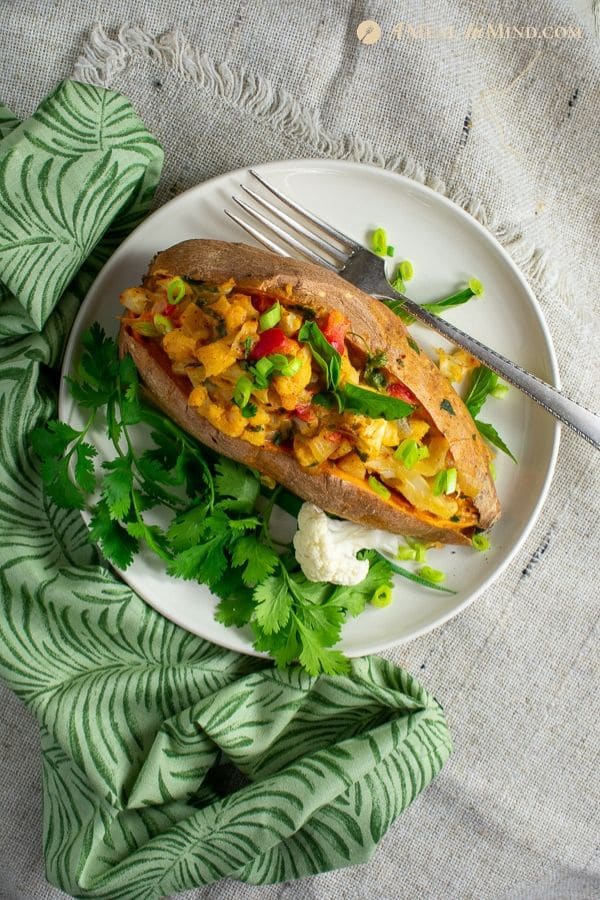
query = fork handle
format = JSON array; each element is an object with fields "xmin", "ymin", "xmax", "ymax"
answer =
[{"xmin": 381, "ymin": 291, "xmax": 600, "ymax": 450}]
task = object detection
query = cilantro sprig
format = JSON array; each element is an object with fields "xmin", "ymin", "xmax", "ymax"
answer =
[{"xmin": 30, "ymin": 324, "xmax": 400, "ymax": 676}]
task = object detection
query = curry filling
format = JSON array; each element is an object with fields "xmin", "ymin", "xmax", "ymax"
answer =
[{"xmin": 120, "ymin": 272, "xmax": 479, "ymax": 528}]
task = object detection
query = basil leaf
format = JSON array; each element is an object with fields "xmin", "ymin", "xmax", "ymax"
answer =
[
  {"xmin": 339, "ymin": 383, "xmax": 413, "ymax": 420},
  {"xmin": 464, "ymin": 366, "xmax": 498, "ymax": 418},
  {"xmin": 475, "ymin": 420, "xmax": 517, "ymax": 462},
  {"xmin": 298, "ymin": 321, "xmax": 341, "ymax": 390}
]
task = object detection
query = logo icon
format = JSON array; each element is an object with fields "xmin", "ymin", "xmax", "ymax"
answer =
[{"xmin": 356, "ymin": 19, "xmax": 382, "ymax": 44}]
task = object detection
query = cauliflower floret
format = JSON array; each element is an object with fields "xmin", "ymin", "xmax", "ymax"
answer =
[{"xmin": 292, "ymin": 503, "xmax": 399, "ymax": 586}]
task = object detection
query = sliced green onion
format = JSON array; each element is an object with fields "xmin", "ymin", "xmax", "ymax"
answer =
[
  {"xmin": 166, "ymin": 277, "xmax": 187, "ymax": 305},
  {"xmin": 406, "ymin": 537, "xmax": 428, "ymax": 563},
  {"xmin": 390, "ymin": 272, "xmax": 406, "ymax": 295},
  {"xmin": 371, "ymin": 227, "xmax": 388, "ymax": 256},
  {"xmin": 394, "ymin": 438, "xmax": 429, "ymax": 469},
  {"xmin": 368, "ymin": 476, "xmax": 391, "ymax": 500},
  {"xmin": 432, "ymin": 467, "xmax": 457, "ymax": 496},
  {"xmin": 396, "ymin": 545, "xmax": 417, "ymax": 561},
  {"xmin": 370, "ymin": 584, "xmax": 393, "ymax": 607},
  {"xmin": 267, "ymin": 353, "xmax": 288, "ymax": 370},
  {"xmin": 153, "ymin": 314, "xmax": 173, "ymax": 335},
  {"xmin": 280, "ymin": 357, "xmax": 302, "ymax": 377},
  {"xmin": 386, "ymin": 245, "xmax": 395, "ymax": 257},
  {"xmin": 241, "ymin": 402, "xmax": 258, "ymax": 419},
  {"xmin": 468, "ymin": 277, "xmax": 484, "ymax": 297},
  {"xmin": 233, "ymin": 376, "xmax": 253, "ymax": 409},
  {"xmin": 131, "ymin": 320, "xmax": 160, "ymax": 337},
  {"xmin": 489, "ymin": 460, "xmax": 497, "ymax": 481},
  {"xmin": 472, "ymin": 533, "xmax": 491, "ymax": 552},
  {"xmin": 399, "ymin": 260, "xmax": 414, "ymax": 282},
  {"xmin": 491, "ymin": 382, "xmax": 509, "ymax": 399},
  {"xmin": 259, "ymin": 301, "xmax": 281, "ymax": 331},
  {"xmin": 417, "ymin": 566, "xmax": 446, "ymax": 584},
  {"xmin": 243, "ymin": 336, "xmax": 253, "ymax": 358}
]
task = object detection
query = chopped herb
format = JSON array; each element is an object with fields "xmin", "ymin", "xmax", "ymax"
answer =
[
  {"xmin": 386, "ymin": 245, "xmax": 395, "ymax": 257},
  {"xmin": 406, "ymin": 335, "xmax": 420, "ymax": 354},
  {"xmin": 450, "ymin": 514, "xmax": 461, "ymax": 523},
  {"xmin": 364, "ymin": 349, "xmax": 388, "ymax": 389},
  {"xmin": 472, "ymin": 533, "xmax": 491, "ymax": 552},
  {"xmin": 339, "ymin": 383, "xmax": 414, "ymax": 420},
  {"xmin": 432, "ymin": 467, "xmax": 457, "ymax": 496},
  {"xmin": 394, "ymin": 438, "xmax": 429, "ymax": 469},
  {"xmin": 370, "ymin": 584, "xmax": 393, "ymax": 607},
  {"xmin": 440, "ymin": 398, "xmax": 455, "ymax": 416},
  {"xmin": 368, "ymin": 476, "xmax": 391, "ymax": 500},
  {"xmin": 280, "ymin": 358, "xmax": 302, "ymax": 377},
  {"xmin": 371, "ymin": 227, "xmax": 388, "ymax": 256},
  {"xmin": 399, "ymin": 260, "xmax": 414, "ymax": 282},
  {"xmin": 475, "ymin": 420, "xmax": 516, "ymax": 462},
  {"xmin": 152, "ymin": 314, "xmax": 173, "ymax": 334},
  {"xmin": 259, "ymin": 301, "xmax": 281, "ymax": 331},
  {"xmin": 298, "ymin": 321, "xmax": 341, "ymax": 391},
  {"xmin": 380, "ymin": 554, "xmax": 455, "ymax": 593},
  {"xmin": 241, "ymin": 402, "xmax": 258, "ymax": 419},
  {"xmin": 417, "ymin": 566, "xmax": 446, "ymax": 584},
  {"xmin": 166, "ymin": 277, "xmax": 186, "ymax": 305},
  {"xmin": 243, "ymin": 336, "xmax": 253, "ymax": 358},
  {"xmin": 233, "ymin": 376, "xmax": 253, "ymax": 410},
  {"xmin": 421, "ymin": 278, "xmax": 484, "ymax": 316}
]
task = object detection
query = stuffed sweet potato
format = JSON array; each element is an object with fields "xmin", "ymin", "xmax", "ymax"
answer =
[{"xmin": 118, "ymin": 239, "xmax": 500, "ymax": 544}]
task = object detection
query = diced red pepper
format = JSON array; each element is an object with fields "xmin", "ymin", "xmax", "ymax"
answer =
[
  {"xmin": 164, "ymin": 302, "xmax": 177, "ymax": 317},
  {"xmin": 388, "ymin": 382, "xmax": 417, "ymax": 404},
  {"xmin": 320, "ymin": 310, "xmax": 350, "ymax": 354},
  {"xmin": 249, "ymin": 327, "xmax": 298, "ymax": 360},
  {"xmin": 250, "ymin": 293, "xmax": 275, "ymax": 314},
  {"xmin": 293, "ymin": 403, "xmax": 314, "ymax": 422}
]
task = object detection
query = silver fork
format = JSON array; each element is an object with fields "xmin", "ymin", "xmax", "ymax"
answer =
[{"xmin": 225, "ymin": 169, "xmax": 600, "ymax": 450}]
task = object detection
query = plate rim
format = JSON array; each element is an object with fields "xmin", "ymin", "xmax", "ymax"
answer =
[{"xmin": 59, "ymin": 156, "xmax": 561, "ymax": 658}]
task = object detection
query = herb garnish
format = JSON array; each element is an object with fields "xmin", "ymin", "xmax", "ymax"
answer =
[
  {"xmin": 31, "ymin": 324, "xmax": 399, "ymax": 676},
  {"xmin": 464, "ymin": 366, "xmax": 516, "ymax": 461}
]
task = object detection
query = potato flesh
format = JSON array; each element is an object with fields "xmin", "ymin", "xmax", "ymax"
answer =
[{"xmin": 119, "ymin": 274, "xmax": 475, "ymax": 526}]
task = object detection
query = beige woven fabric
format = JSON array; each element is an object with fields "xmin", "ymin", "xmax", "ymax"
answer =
[{"xmin": 1, "ymin": 2, "xmax": 599, "ymax": 898}]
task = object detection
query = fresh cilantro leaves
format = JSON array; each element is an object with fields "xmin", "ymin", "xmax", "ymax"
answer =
[{"xmin": 30, "ymin": 324, "xmax": 398, "ymax": 677}]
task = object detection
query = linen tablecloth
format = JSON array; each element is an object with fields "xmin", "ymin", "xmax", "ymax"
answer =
[{"xmin": 1, "ymin": 2, "xmax": 599, "ymax": 898}]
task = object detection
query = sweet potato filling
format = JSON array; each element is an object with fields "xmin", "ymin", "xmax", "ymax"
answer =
[{"xmin": 120, "ymin": 271, "xmax": 478, "ymax": 525}]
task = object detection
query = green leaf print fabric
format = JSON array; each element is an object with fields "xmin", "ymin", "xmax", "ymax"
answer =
[{"xmin": 0, "ymin": 81, "xmax": 452, "ymax": 899}]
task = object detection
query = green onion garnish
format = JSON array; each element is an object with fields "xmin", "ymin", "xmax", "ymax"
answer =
[
  {"xmin": 432, "ymin": 467, "xmax": 457, "ymax": 496},
  {"xmin": 472, "ymin": 533, "xmax": 491, "ymax": 552},
  {"xmin": 417, "ymin": 566, "xmax": 446, "ymax": 584},
  {"xmin": 406, "ymin": 537, "xmax": 428, "ymax": 563},
  {"xmin": 386, "ymin": 245, "xmax": 395, "ymax": 257},
  {"xmin": 259, "ymin": 302, "xmax": 281, "ymax": 331},
  {"xmin": 153, "ymin": 314, "xmax": 173, "ymax": 334},
  {"xmin": 491, "ymin": 382, "xmax": 509, "ymax": 399},
  {"xmin": 233, "ymin": 376, "xmax": 253, "ymax": 409},
  {"xmin": 396, "ymin": 545, "xmax": 417, "ymax": 561},
  {"xmin": 399, "ymin": 260, "xmax": 414, "ymax": 282},
  {"xmin": 370, "ymin": 584, "xmax": 393, "ymax": 607},
  {"xmin": 394, "ymin": 438, "xmax": 429, "ymax": 469},
  {"xmin": 468, "ymin": 277, "xmax": 484, "ymax": 297},
  {"xmin": 280, "ymin": 357, "xmax": 302, "ymax": 377},
  {"xmin": 368, "ymin": 476, "xmax": 391, "ymax": 500},
  {"xmin": 371, "ymin": 227, "xmax": 388, "ymax": 256},
  {"xmin": 166, "ymin": 277, "xmax": 186, "ymax": 305}
]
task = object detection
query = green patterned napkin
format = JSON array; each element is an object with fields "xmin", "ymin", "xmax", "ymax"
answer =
[{"xmin": 0, "ymin": 81, "xmax": 452, "ymax": 899}]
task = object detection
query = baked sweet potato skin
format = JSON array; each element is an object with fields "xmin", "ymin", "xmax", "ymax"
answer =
[{"xmin": 120, "ymin": 239, "xmax": 500, "ymax": 542}]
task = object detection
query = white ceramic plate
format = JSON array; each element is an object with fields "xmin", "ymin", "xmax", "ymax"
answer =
[{"xmin": 60, "ymin": 159, "xmax": 560, "ymax": 657}]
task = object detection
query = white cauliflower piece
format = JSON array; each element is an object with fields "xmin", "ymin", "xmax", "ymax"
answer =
[{"xmin": 292, "ymin": 503, "xmax": 399, "ymax": 586}]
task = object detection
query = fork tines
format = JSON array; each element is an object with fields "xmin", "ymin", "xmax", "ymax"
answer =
[{"xmin": 225, "ymin": 169, "xmax": 358, "ymax": 270}]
